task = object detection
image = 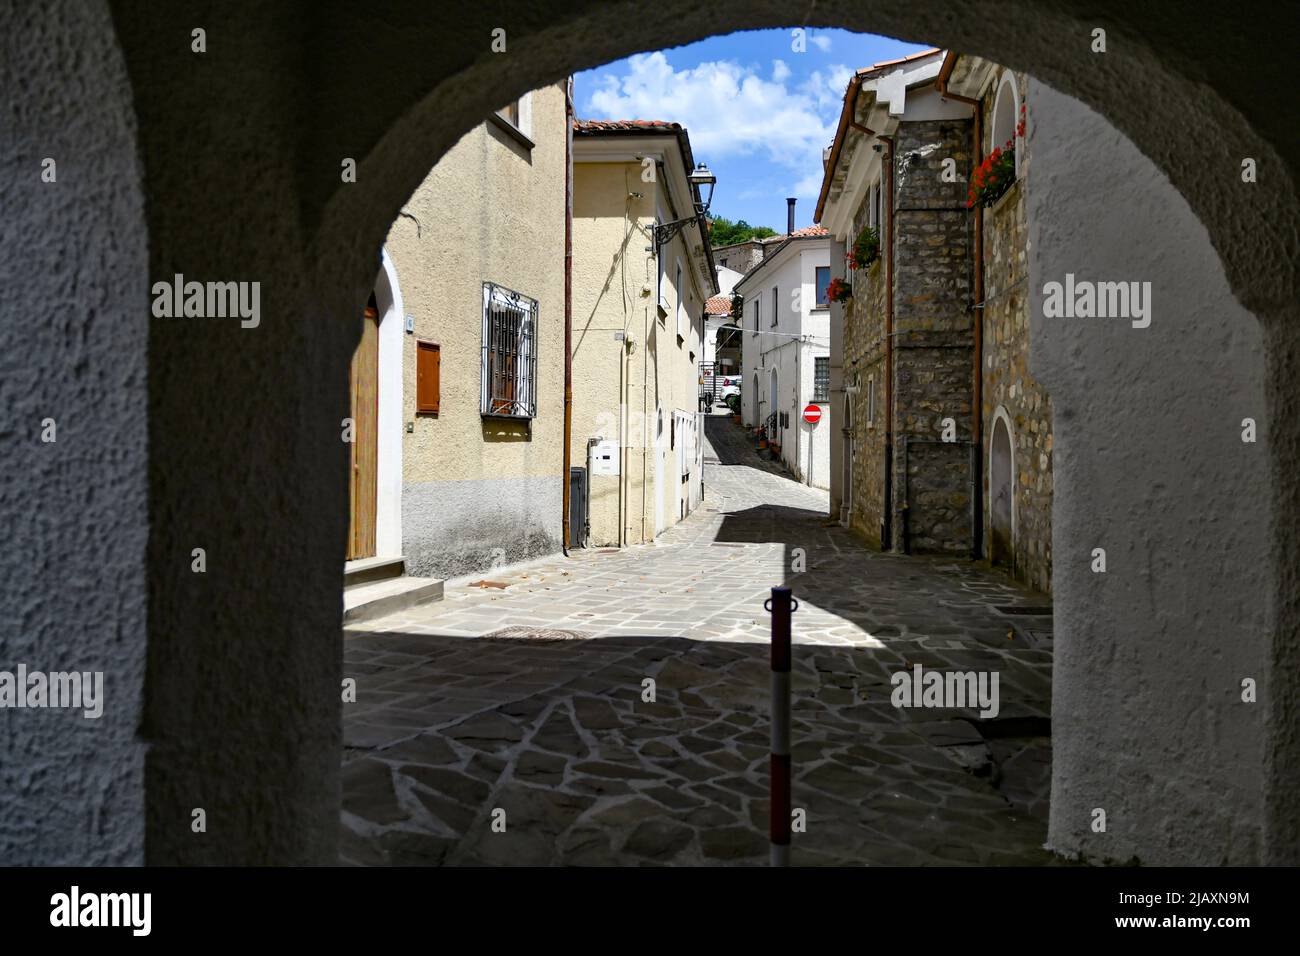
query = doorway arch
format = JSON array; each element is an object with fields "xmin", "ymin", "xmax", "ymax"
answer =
[
  {"xmin": 372, "ymin": 250, "xmax": 405, "ymax": 559},
  {"xmin": 988, "ymin": 406, "xmax": 1016, "ymax": 567},
  {"xmin": 841, "ymin": 375, "xmax": 857, "ymax": 525}
]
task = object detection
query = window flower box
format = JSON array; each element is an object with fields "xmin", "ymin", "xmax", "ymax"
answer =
[{"xmin": 847, "ymin": 226, "xmax": 879, "ymax": 271}]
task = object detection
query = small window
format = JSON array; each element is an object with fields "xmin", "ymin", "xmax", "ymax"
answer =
[
  {"xmin": 867, "ymin": 375, "xmax": 876, "ymax": 426},
  {"xmin": 872, "ymin": 180, "xmax": 882, "ymax": 229},
  {"xmin": 813, "ymin": 357, "xmax": 830, "ymax": 402},
  {"xmin": 481, "ymin": 282, "xmax": 538, "ymax": 419},
  {"xmin": 497, "ymin": 100, "xmax": 520, "ymax": 127},
  {"xmin": 416, "ymin": 341, "xmax": 440, "ymax": 414},
  {"xmin": 752, "ymin": 298, "xmax": 760, "ymax": 336},
  {"xmin": 815, "ymin": 266, "xmax": 830, "ymax": 307},
  {"xmin": 770, "ymin": 287, "xmax": 778, "ymax": 326}
]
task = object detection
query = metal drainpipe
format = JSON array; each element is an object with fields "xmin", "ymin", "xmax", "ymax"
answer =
[
  {"xmin": 937, "ymin": 72, "xmax": 984, "ymax": 559},
  {"xmin": 563, "ymin": 77, "xmax": 574, "ymax": 556},
  {"xmin": 878, "ymin": 133, "xmax": 895, "ymax": 552}
]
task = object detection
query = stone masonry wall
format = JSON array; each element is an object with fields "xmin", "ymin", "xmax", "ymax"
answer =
[
  {"xmin": 892, "ymin": 118, "xmax": 975, "ymax": 553},
  {"xmin": 979, "ymin": 69, "xmax": 1053, "ymax": 593},
  {"xmin": 842, "ymin": 168, "xmax": 888, "ymax": 547},
  {"xmin": 713, "ymin": 239, "xmax": 767, "ymax": 276}
]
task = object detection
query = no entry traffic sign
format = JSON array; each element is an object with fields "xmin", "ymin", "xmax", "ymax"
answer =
[{"xmin": 803, "ymin": 404, "xmax": 822, "ymax": 425}]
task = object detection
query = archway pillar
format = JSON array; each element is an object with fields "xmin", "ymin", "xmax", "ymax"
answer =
[{"xmin": 1028, "ymin": 81, "xmax": 1273, "ymax": 864}]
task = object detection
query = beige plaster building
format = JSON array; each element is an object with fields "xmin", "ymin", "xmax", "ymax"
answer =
[
  {"xmin": 571, "ymin": 120, "xmax": 717, "ymax": 546},
  {"xmin": 345, "ymin": 81, "xmax": 570, "ymax": 588}
]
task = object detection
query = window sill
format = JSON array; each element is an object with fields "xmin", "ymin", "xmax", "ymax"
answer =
[
  {"xmin": 487, "ymin": 112, "xmax": 535, "ymax": 151},
  {"xmin": 986, "ymin": 178, "xmax": 1020, "ymax": 217}
]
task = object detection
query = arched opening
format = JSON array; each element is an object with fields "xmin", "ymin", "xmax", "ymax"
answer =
[
  {"xmin": 991, "ymin": 70, "xmax": 1022, "ymax": 175},
  {"xmin": 372, "ymin": 251, "xmax": 406, "ymax": 560},
  {"xmin": 989, "ymin": 408, "xmax": 1015, "ymax": 567},
  {"xmin": 7, "ymin": 1, "xmax": 1295, "ymax": 870},
  {"xmin": 841, "ymin": 374, "xmax": 857, "ymax": 525}
]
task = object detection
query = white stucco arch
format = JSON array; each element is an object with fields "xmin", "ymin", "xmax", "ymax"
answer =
[
  {"xmin": 991, "ymin": 70, "xmax": 1023, "ymax": 176},
  {"xmin": 372, "ymin": 248, "xmax": 405, "ymax": 558}
]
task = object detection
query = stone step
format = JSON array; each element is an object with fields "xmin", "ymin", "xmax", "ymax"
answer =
[
  {"xmin": 343, "ymin": 554, "xmax": 405, "ymax": 588},
  {"xmin": 343, "ymin": 575, "xmax": 443, "ymax": 623}
]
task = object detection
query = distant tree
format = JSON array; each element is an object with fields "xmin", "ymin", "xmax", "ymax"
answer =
[{"xmin": 708, "ymin": 216, "xmax": 778, "ymax": 247}]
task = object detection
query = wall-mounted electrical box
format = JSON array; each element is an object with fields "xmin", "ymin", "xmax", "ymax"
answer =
[{"xmin": 592, "ymin": 440, "xmax": 620, "ymax": 476}]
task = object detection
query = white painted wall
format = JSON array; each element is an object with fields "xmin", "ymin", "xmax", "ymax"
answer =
[
  {"xmin": 373, "ymin": 248, "xmax": 404, "ymax": 559},
  {"xmin": 715, "ymin": 263, "xmax": 744, "ymax": 296},
  {"xmin": 738, "ymin": 239, "xmax": 831, "ymax": 486}
]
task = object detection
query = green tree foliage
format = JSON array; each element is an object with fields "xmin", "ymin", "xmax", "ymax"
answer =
[{"xmin": 708, "ymin": 216, "xmax": 777, "ymax": 247}]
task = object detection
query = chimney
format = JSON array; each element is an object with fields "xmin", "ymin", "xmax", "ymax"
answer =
[{"xmin": 786, "ymin": 197, "xmax": 796, "ymax": 236}]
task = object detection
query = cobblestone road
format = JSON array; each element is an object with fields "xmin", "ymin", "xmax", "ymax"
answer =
[{"xmin": 341, "ymin": 412, "xmax": 1056, "ymax": 865}]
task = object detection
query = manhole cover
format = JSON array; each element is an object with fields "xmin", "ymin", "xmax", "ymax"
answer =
[{"xmin": 480, "ymin": 626, "xmax": 591, "ymax": 642}]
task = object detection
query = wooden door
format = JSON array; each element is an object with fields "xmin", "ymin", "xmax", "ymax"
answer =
[{"xmin": 347, "ymin": 305, "xmax": 380, "ymax": 560}]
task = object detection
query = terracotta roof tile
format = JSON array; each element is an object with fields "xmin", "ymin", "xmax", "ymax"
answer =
[
  {"xmin": 705, "ymin": 295, "xmax": 733, "ymax": 316},
  {"xmin": 855, "ymin": 47, "xmax": 942, "ymax": 77},
  {"xmin": 789, "ymin": 225, "xmax": 829, "ymax": 238},
  {"xmin": 573, "ymin": 119, "xmax": 683, "ymax": 132}
]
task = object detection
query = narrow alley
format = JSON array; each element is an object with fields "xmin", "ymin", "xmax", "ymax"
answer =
[{"xmin": 340, "ymin": 411, "xmax": 1056, "ymax": 866}]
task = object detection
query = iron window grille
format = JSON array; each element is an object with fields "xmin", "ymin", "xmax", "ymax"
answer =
[
  {"xmin": 813, "ymin": 356, "xmax": 830, "ymax": 402},
  {"xmin": 481, "ymin": 282, "xmax": 538, "ymax": 419}
]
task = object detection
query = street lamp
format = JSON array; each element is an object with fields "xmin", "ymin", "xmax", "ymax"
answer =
[{"xmin": 653, "ymin": 163, "xmax": 716, "ymax": 252}]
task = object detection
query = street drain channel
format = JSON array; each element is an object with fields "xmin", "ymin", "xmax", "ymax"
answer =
[{"xmin": 479, "ymin": 626, "xmax": 592, "ymax": 642}]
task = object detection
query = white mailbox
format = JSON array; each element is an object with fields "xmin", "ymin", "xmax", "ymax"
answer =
[{"xmin": 592, "ymin": 440, "xmax": 620, "ymax": 476}]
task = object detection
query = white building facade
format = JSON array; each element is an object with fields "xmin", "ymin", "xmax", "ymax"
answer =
[{"xmin": 736, "ymin": 229, "xmax": 833, "ymax": 489}]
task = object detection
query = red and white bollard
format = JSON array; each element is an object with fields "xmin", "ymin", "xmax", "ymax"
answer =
[{"xmin": 766, "ymin": 586, "xmax": 796, "ymax": 866}]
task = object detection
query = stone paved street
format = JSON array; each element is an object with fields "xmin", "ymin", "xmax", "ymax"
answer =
[{"xmin": 341, "ymin": 412, "xmax": 1056, "ymax": 865}]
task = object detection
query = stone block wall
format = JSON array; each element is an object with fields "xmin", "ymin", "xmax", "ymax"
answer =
[
  {"xmin": 891, "ymin": 119, "xmax": 975, "ymax": 553},
  {"xmin": 979, "ymin": 69, "xmax": 1053, "ymax": 593},
  {"xmin": 842, "ymin": 188, "xmax": 888, "ymax": 547}
]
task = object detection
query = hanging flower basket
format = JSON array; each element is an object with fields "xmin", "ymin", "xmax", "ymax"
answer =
[
  {"xmin": 847, "ymin": 225, "xmax": 879, "ymax": 271},
  {"xmin": 827, "ymin": 276, "xmax": 853, "ymax": 303}
]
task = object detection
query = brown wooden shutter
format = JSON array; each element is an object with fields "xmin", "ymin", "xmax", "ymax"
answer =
[{"xmin": 416, "ymin": 341, "xmax": 440, "ymax": 414}]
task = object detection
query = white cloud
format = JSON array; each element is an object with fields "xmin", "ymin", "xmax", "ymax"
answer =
[
  {"xmin": 809, "ymin": 34, "xmax": 832, "ymax": 52},
  {"xmin": 800, "ymin": 63, "xmax": 853, "ymax": 112},
  {"xmin": 584, "ymin": 51, "xmax": 840, "ymax": 200}
]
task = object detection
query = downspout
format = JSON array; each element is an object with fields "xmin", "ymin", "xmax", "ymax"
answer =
[
  {"xmin": 878, "ymin": 133, "xmax": 895, "ymax": 552},
  {"xmin": 936, "ymin": 59, "xmax": 984, "ymax": 559},
  {"xmin": 563, "ymin": 77, "xmax": 574, "ymax": 556}
]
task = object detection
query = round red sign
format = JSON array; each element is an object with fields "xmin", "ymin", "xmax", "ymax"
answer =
[{"xmin": 803, "ymin": 404, "xmax": 822, "ymax": 425}]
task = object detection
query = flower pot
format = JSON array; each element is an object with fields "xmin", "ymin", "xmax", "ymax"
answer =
[{"xmin": 757, "ymin": 439, "xmax": 768, "ymax": 450}]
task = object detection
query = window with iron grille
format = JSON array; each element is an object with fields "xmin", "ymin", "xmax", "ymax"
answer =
[
  {"xmin": 481, "ymin": 282, "xmax": 538, "ymax": 419},
  {"xmin": 813, "ymin": 356, "xmax": 830, "ymax": 402}
]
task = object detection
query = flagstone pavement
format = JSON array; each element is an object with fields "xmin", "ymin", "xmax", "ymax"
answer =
[{"xmin": 340, "ymin": 412, "xmax": 1058, "ymax": 866}]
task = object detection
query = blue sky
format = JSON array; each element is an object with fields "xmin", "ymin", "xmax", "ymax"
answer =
[{"xmin": 574, "ymin": 29, "xmax": 930, "ymax": 232}]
